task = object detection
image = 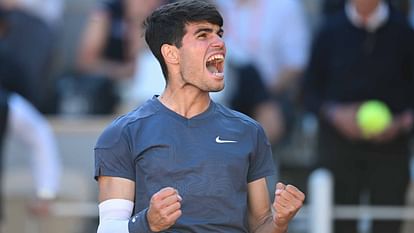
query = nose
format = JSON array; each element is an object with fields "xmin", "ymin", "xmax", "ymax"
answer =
[{"xmin": 211, "ymin": 35, "xmax": 225, "ymax": 48}]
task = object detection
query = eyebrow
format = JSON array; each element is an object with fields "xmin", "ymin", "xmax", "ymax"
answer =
[{"xmin": 194, "ymin": 27, "xmax": 224, "ymax": 35}]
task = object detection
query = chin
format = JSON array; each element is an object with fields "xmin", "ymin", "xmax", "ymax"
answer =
[{"xmin": 209, "ymin": 84, "xmax": 225, "ymax": 92}]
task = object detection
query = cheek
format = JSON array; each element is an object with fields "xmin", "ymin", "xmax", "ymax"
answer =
[
  {"xmin": 182, "ymin": 55, "xmax": 204, "ymax": 74},
  {"xmin": 179, "ymin": 45, "xmax": 207, "ymax": 75}
]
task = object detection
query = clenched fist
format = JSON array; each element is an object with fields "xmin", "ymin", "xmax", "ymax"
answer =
[
  {"xmin": 272, "ymin": 182, "xmax": 305, "ymax": 229},
  {"xmin": 147, "ymin": 187, "xmax": 183, "ymax": 232}
]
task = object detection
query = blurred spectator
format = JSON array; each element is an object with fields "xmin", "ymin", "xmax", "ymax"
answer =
[
  {"xmin": 0, "ymin": 88, "xmax": 61, "ymax": 224},
  {"xmin": 2, "ymin": 90, "xmax": 61, "ymax": 217},
  {"xmin": 302, "ymin": 0, "xmax": 414, "ymax": 232},
  {"xmin": 64, "ymin": 0, "xmax": 165, "ymax": 115},
  {"xmin": 0, "ymin": 8, "xmax": 61, "ymax": 222},
  {"xmin": 215, "ymin": 0, "xmax": 310, "ymax": 145},
  {"xmin": 0, "ymin": 0, "xmax": 64, "ymax": 113},
  {"xmin": 322, "ymin": 0, "xmax": 411, "ymax": 16},
  {"xmin": 0, "ymin": 0, "xmax": 64, "ymax": 26}
]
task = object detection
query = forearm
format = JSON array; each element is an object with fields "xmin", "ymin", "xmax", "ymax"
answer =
[
  {"xmin": 8, "ymin": 93, "xmax": 61, "ymax": 199},
  {"xmin": 98, "ymin": 199, "xmax": 154, "ymax": 233},
  {"xmin": 248, "ymin": 181, "xmax": 304, "ymax": 233}
]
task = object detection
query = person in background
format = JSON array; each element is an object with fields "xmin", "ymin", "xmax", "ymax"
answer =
[
  {"xmin": 302, "ymin": 0, "xmax": 414, "ymax": 232},
  {"xmin": 0, "ymin": 0, "xmax": 64, "ymax": 113},
  {"xmin": 74, "ymin": 0, "xmax": 165, "ymax": 115},
  {"xmin": 322, "ymin": 0, "xmax": 411, "ymax": 16},
  {"xmin": 0, "ymin": 8, "xmax": 61, "ymax": 223},
  {"xmin": 77, "ymin": 0, "xmax": 153, "ymax": 81},
  {"xmin": 214, "ymin": 0, "xmax": 310, "ymax": 146},
  {"xmin": 94, "ymin": 1, "xmax": 305, "ymax": 233},
  {"xmin": 3, "ymin": 89, "xmax": 61, "ymax": 216}
]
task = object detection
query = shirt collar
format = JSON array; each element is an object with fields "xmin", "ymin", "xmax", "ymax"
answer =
[{"xmin": 345, "ymin": 1, "xmax": 389, "ymax": 32}]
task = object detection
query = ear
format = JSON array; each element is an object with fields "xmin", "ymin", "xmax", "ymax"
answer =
[{"xmin": 161, "ymin": 44, "xmax": 179, "ymax": 65}]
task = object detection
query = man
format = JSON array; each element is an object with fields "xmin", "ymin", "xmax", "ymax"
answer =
[
  {"xmin": 215, "ymin": 0, "xmax": 310, "ymax": 145},
  {"xmin": 322, "ymin": 0, "xmax": 411, "ymax": 16},
  {"xmin": 302, "ymin": 0, "xmax": 414, "ymax": 232},
  {"xmin": 94, "ymin": 1, "xmax": 304, "ymax": 233},
  {"xmin": 74, "ymin": 0, "xmax": 165, "ymax": 114},
  {"xmin": 0, "ymin": 7, "xmax": 60, "ymax": 220},
  {"xmin": 0, "ymin": 0, "xmax": 64, "ymax": 113}
]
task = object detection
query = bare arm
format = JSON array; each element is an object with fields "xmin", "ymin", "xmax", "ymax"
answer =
[
  {"xmin": 96, "ymin": 176, "xmax": 135, "ymax": 233},
  {"xmin": 248, "ymin": 178, "xmax": 305, "ymax": 233},
  {"xmin": 247, "ymin": 178, "xmax": 278, "ymax": 233},
  {"xmin": 76, "ymin": 10, "xmax": 136, "ymax": 80},
  {"xmin": 98, "ymin": 176, "xmax": 135, "ymax": 202}
]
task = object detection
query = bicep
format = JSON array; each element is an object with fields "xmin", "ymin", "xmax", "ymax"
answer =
[
  {"xmin": 247, "ymin": 178, "xmax": 272, "ymax": 231},
  {"xmin": 98, "ymin": 176, "xmax": 135, "ymax": 202}
]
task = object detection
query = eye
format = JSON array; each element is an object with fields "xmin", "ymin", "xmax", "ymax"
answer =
[
  {"xmin": 197, "ymin": 33, "xmax": 207, "ymax": 39},
  {"xmin": 218, "ymin": 29, "xmax": 224, "ymax": 38}
]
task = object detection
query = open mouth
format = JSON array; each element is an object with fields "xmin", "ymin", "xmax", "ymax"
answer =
[{"xmin": 206, "ymin": 54, "xmax": 224, "ymax": 78}]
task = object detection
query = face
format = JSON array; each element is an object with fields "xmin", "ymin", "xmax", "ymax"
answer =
[
  {"xmin": 176, "ymin": 21, "xmax": 226, "ymax": 93},
  {"xmin": 352, "ymin": 0, "xmax": 381, "ymax": 15}
]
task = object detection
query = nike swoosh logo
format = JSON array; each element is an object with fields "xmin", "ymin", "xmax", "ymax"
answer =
[{"xmin": 215, "ymin": 136, "xmax": 237, "ymax": 143}]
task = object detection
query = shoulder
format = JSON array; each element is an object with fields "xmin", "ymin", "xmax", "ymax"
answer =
[
  {"xmin": 313, "ymin": 10, "xmax": 348, "ymax": 42},
  {"xmin": 214, "ymin": 102, "xmax": 266, "ymax": 134},
  {"xmin": 325, "ymin": 11, "xmax": 348, "ymax": 30},
  {"xmin": 95, "ymin": 99, "xmax": 160, "ymax": 149},
  {"xmin": 386, "ymin": 10, "xmax": 414, "ymax": 47},
  {"xmin": 387, "ymin": 8, "xmax": 413, "ymax": 29}
]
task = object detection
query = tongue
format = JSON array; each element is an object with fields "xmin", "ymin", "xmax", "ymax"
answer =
[{"xmin": 207, "ymin": 64, "xmax": 218, "ymax": 73}]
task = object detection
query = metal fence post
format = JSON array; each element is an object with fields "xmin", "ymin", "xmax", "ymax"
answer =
[{"xmin": 309, "ymin": 168, "xmax": 333, "ymax": 233}]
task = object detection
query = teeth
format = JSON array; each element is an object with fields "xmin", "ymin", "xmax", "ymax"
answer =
[
  {"xmin": 212, "ymin": 72, "xmax": 224, "ymax": 78},
  {"xmin": 207, "ymin": 54, "xmax": 224, "ymax": 62},
  {"xmin": 206, "ymin": 54, "xmax": 224, "ymax": 77}
]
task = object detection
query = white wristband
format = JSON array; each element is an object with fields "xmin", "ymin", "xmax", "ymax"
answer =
[{"xmin": 97, "ymin": 199, "xmax": 134, "ymax": 233}]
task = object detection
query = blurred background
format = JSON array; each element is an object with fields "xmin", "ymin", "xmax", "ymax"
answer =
[{"xmin": 0, "ymin": 0, "xmax": 414, "ymax": 232}]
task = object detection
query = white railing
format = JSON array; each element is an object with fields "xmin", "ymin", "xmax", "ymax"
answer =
[{"xmin": 305, "ymin": 168, "xmax": 414, "ymax": 233}]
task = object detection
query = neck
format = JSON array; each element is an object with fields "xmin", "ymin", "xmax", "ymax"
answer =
[
  {"xmin": 159, "ymin": 87, "xmax": 211, "ymax": 119},
  {"xmin": 347, "ymin": 0, "xmax": 388, "ymax": 31}
]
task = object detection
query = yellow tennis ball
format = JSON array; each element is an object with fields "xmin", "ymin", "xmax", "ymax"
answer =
[{"xmin": 356, "ymin": 100, "xmax": 392, "ymax": 137}]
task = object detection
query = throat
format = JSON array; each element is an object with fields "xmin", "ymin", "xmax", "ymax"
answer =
[{"xmin": 158, "ymin": 93, "xmax": 211, "ymax": 119}]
